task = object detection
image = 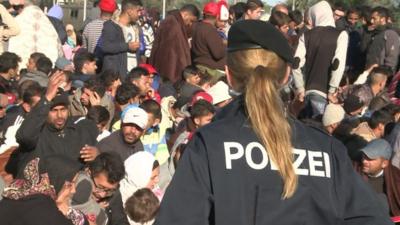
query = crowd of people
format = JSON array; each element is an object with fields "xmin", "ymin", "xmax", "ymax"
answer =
[{"xmin": 0, "ymin": 0, "xmax": 398, "ymax": 224}]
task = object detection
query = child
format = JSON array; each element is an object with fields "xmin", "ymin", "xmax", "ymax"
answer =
[{"xmin": 125, "ymin": 188, "xmax": 160, "ymax": 225}]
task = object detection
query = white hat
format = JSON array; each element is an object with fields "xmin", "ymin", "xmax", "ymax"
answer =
[
  {"xmin": 121, "ymin": 107, "xmax": 148, "ymax": 130},
  {"xmin": 322, "ymin": 104, "xmax": 345, "ymax": 127},
  {"xmin": 207, "ymin": 81, "xmax": 232, "ymax": 105}
]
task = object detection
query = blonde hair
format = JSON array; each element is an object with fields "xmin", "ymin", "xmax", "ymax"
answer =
[{"xmin": 228, "ymin": 48, "xmax": 298, "ymax": 199}]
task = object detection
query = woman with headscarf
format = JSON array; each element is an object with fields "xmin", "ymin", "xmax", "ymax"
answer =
[
  {"xmin": 0, "ymin": 156, "xmax": 86, "ymax": 225},
  {"xmin": 120, "ymin": 151, "xmax": 162, "ymax": 225},
  {"xmin": 63, "ymin": 24, "xmax": 82, "ymax": 60}
]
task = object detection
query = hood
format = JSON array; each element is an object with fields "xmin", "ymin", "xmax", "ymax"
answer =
[
  {"xmin": 309, "ymin": 1, "xmax": 335, "ymax": 27},
  {"xmin": 119, "ymin": 151, "xmax": 155, "ymax": 203},
  {"xmin": 47, "ymin": 4, "xmax": 63, "ymax": 20}
]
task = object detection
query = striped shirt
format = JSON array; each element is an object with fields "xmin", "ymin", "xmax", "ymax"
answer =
[{"xmin": 82, "ymin": 18, "xmax": 106, "ymax": 53}]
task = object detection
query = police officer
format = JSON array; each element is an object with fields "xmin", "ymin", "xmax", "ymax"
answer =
[{"xmin": 154, "ymin": 20, "xmax": 393, "ymax": 225}]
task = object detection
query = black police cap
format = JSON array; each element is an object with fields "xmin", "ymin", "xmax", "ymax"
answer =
[{"xmin": 227, "ymin": 20, "xmax": 294, "ymax": 64}]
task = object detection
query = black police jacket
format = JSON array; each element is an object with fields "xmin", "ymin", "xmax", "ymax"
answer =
[{"xmin": 155, "ymin": 96, "xmax": 393, "ymax": 225}]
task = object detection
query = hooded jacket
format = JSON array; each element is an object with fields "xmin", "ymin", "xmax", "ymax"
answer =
[
  {"xmin": 155, "ymin": 96, "xmax": 393, "ymax": 225},
  {"xmin": 293, "ymin": 1, "xmax": 348, "ymax": 97}
]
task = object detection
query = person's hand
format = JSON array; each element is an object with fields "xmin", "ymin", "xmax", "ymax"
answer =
[
  {"xmin": 56, "ymin": 181, "xmax": 75, "ymax": 216},
  {"xmin": 80, "ymin": 145, "xmax": 100, "ymax": 162},
  {"xmin": 296, "ymin": 91, "xmax": 305, "ymax": 103},
  {"xmin": 45, "ymin": 71, "xmax": 65, "ymax": 102},
  {"xmin": 327, "ymin": 92, "xmax": 338, "ymax": 104},
  {"xmin": 128, "ymin": 41, "xmax": 140, "ymax": 52},
  {"xmin": 98, "ymin": 200, "xmax": 109, "ymax": 209},
  {"xmin": 89, "ymin": 92, "xmax": 101, "ymax": 106},
  {"xmin": 366, "ymin": 64, "xmax": 378, "ymax": 74}
]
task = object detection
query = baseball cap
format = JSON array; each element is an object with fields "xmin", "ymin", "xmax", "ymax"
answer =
[
  {"xmin": 121, "ymin": 106, "xmax": 148, "ymax": 130},
  {"xmin": 139, "ymin": 64, "xmax": 157, "ymax": 75},
  {"xmin": 360, "ymin": 139, "xmax": 393, "ymax": 160},
  {"xmin": 203, "ymin": 2, "xmax": 219, "ymax": 17}
]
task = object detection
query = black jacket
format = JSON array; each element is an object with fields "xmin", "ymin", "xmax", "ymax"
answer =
[
  {"xmin": 155, "ymin": 96, "xmax": 393, "ymax": 225},
  {"xmin": 13, "ymin": 97, "xmax": 98, "ymax": 176},
  {"xmin": 96, "ymin": 131, "xmax": 144, "ymax": 162},
  {"xmin": 48, "ymin": 16, "xmax": 67, "ymax": 44},
  {"xmin": 101, "ymin": 20, "xmax": 129, "ymax": 80},
  {"xmin": 0, "ymin": 194, "xmax": 74, "ymax": 225}
]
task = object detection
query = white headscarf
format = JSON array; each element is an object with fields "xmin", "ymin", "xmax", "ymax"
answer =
[{"xmin": 119, "ymin": 151, "xmax": 155, "ymax": 205}]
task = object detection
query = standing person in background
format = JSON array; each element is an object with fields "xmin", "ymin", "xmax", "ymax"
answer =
[
  {"xmin": 83, "ymin": 0, "xmax": 117, "ymax": 54},
  {"xmin": 101, "ymin": 0, "xmax": 142, "ymax": 80},
  {"xmin": 149, "ymin": 4, "xmax": 200, "ymax": 84},
  {"xmin": 47, "ymin": 4, "xmax": 67, "ymax": 45},
  {"xmin": 365, "ymin": 7, "xmax": 400, "ymax": 73},
  {"xmin": 293, "ymin": 1, "xmax": 348, "ymax": 119},
  {"xmin": 243, "ymin": 0, "xmax": 264, "ymax": 20},
  {"xmin": 0, "ymin": 3, "xmax": 20, "ymax": 54},
  {"xmin": 8, "ymin": 0, "xmax": 62, "ymax": 66},
  {"xmin": 192, "ymin": 2, "xmax": 226, "ymax": 84},
  {"xmin": 154, "ymin": 19, "xmax": 393, "ymax": 225}
]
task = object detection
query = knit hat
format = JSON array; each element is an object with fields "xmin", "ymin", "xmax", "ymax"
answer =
[
  {"xmin": 50, "ymin": 93, "xmax": 70, "ymax": 109},
  {"xmin": 207, "ymin": 81, "xmax": 232, "ymax": 105},
  {"xmin": 322, "ymin": 104, "xmax": 345, "ymax": 127},
  {"xmin": 343, "ymin": 94, "xmax": 364, "ymax": 114},
  {"xmin": 99, "ymin": 0, "xmax": 117, "ymax": 13}
]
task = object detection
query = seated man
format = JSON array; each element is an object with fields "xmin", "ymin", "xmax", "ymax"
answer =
[
  {"xmin": 81, "ymin": 106, "xmax": 148, "ymax": 162},
  {"xmin": 360, "ymin": 139, "xmax": 393, "ymax": 212}
]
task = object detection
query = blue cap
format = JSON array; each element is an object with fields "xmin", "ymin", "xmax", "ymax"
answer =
[{"xmin": 361, "ymin": 139, "xmax": 393, "ymax": 160}]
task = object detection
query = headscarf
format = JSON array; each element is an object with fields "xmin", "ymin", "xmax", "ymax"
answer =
[
  {"xmin": 66, "ymin": 24, "xmax": 77, "ymax": 47},
  {"xmin": 120, "ymin": 151, "xmax": 155, "ymax": 204},
  {"xmin": 47, "ymin": 4, "xmax": 64, "ymax": 20},
  {"xmin": 2, "ymin": 158, "xmax": 56, "ymax": 200}
]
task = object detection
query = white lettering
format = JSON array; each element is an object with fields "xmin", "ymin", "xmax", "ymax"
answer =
[
  {"xmin": 245, "ymin": 142, "xmax": 269, "ymax": 170},
  {"xmin": 224, "ymin": 142, "xmax": 244, "ymax": 169},
  {"xmin": 293, "ymin": 148, "xmax": 309, "ymax": 175},
  {"xmin": 308, "ymin": 150, "xmax": 325, "ymax": 177},
  {"xmin": 323, "ymin": 152, "xmax": 331, "ymax": 178}
]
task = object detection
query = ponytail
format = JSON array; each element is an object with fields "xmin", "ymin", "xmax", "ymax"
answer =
[{"xmin": 228, "ymin": 49, "xmax": 298, "ymax": 199}]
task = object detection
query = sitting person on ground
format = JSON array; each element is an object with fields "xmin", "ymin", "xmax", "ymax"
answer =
[
  {"xmin": 120, "ymin": 151, "xmax": 162, "ymax": 224},
  {"xmin": 360, "ymin": 139, "xmax": 393, "ymax": 213},
  {"xmin": 25, "ymin": 52, "xmax": 46, "ymax": 73},
  {"xmin": 0, "ymin": 156, "xmax": 87, "ymax": 225},
  {"xmin": 87, "ymin": 105, "xmax": 111, "ymax": 142},
  {"xmin": 322, "ymin": 103, "xmax": 345, "ymax": 135},
  {"xmin": 81, "ymin": 106, "xmax": 148, "ymax": 163},
  {"xmin": 124, "ymin": 188, "xmax": 159, "ymax": 225},
  {"xmin": 19, "ymin": 55, "xmax": 53, "ymax": 87},
  {"xmin": 112, "ymin": 83, "xmax": 141, "ymax": 132},
  {"xmin": 69, "ymin": 77, "xmax": 115, "ymax": 129},
  {"xmin": 99, "ymin": 69, "xmax": 121, "ymax": 98},
  {"xmin": 140, "ymin": 99, "xmax": 169, "ymax": 165}
]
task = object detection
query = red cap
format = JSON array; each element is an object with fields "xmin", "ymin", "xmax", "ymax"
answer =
[
  {"xmin": 203, "ymin": 2, "xmax": 219, "ymax": 17},
  {"xmin": 191, "ymin": 91, "xmax": 213, "ymax": 105},
  {"xmin": 139, "ymin": 63, "xmax": 157, "ymax": 74},
  {"xmin": 99, "ymin": 0, "xmax": 117, "ymax": 13}
]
